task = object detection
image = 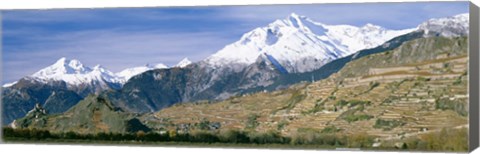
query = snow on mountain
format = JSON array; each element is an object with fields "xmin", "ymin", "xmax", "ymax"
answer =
[
  {"xmin": 174, "ymin": 58, "xmax": 192, "ymax": 68},
  {"xmin": 26, "ymin": 57, "xmax": 169, "ymax": 88},
  {"xmin": 116, "ymin": 63, "xmax": 168, "ymax": 82},
  {"xmin": 32, "ymin": 57, "xmax": 91, "ymax": 78},
  {"xmin": 418, "ymin": 13, "xmax": 469, "ymax": 37},
  {"xmin": 2, "ymin": 81, "xmax": 18, "ymax": 88},
  {"xmin": 205, "ymin": 13, "xmax": 416, "ymax": 73},
  {"xmin": 30, "ymin": 57, "xmax": 121, "ymax": 89}
]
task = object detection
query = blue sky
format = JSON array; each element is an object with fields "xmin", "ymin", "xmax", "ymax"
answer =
[{"xmin": 1, "ymin": 1, "xmax": 469, "ymax": 84}]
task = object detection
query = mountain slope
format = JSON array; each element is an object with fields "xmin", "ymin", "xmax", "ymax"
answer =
[
  {"xmin": 145, "ymin": 36, "xmax": 467, "ymax": 143},
  {"xmin": 11, "ymin": 95, "xmax": 150, "ymax": 134},
  {"xmin": 1, "ymin": 78, "xmax": 81, "ymax": 125},
  {"xmin": 101, "ymin": 54, "xmax": 286, "ymax": 113}
]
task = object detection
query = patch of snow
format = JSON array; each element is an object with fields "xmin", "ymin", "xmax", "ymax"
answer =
[{"xmin": 3, "ymin": 81, "xmax": 18, "ymax": 88}]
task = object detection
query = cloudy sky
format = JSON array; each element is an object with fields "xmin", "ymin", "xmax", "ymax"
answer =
[{"xmin": 1, "ymin": 1, "xmax": 468, "ymax": 84}]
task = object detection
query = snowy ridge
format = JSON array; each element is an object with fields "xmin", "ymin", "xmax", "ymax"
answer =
[
  {"xmin": 25, "ymin": 57, "xmax": 168, "ymax": 88},
  {"xmin": 418, "ymin": 13, "xmax": 469, "ymax": 37},
  {"xmin": 30, "ymin": 57, "xmax": 117, "ymax": 86},
  {"xmin": 4, "ymin": 56, "xmax": 194, "ymax": 88},
  {"xmin": 205, "ymin": 13, "xmax": 416, "ymax": 73},
  {"xmin": 116, "ymin": 63, "xmax": 168, "ymax": 82},
  {"xmin": 2, "ymin": 81, "xmax": 17, "ymax": 88}
]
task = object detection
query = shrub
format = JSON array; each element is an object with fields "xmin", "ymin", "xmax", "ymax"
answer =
[
  {"xmin": 415, "ymin": 128, "xmax": 468, "ymax": 151},
  {"xmin": 373, "ymin": 119, "xmax": 405, "ymax": 131},
  {"xmin": 343, "ymin": 114, "xmax": 373, "ymax": 123},
  {"xmin": 219, "ymin": 129, "xmax": 250, "ymax": 143},
  {"xmin": 277, "ymin": 120, "xmax": 288, "ymax": 130},
  {"xmin": 435, "ymin": 98, "xmax": 468, "ymax": 116},
  {"xmin": 249, "ymin": 130, "xmax": 287, "ymax": 144},
  {"xmin": 369, "ymin": 82, "xmax": 380, "ymax": 90},
  {"xmin": 189, "ymin": 131, "xmax": 220, "ymax": 143},
  {"xmin": 245, "ymin": 114, "xmax": 260, "ymax": 129},
  {"xmin": 321, "ymin": 126, "xmax": 340, "ymax": 134},
  {"xmin": 347, "ymin": 133, "xmax": 374, "ymax": 148},
  {"xmin": 416, "ymin": 77, "xmax": 430, "ymax": 82},
  {"xmin": 336, "ymin": 100, "xmax": 371, "ymax": 108},
  {"xmin": 196, "ymin": 118, "xmax": 211, "ymax": 130}
]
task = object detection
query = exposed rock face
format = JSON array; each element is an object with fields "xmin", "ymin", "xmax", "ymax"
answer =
[
  {"xmin": 29, "ymin": 103, "xmax": 48, "ymax": 117},
  {"xmin": 2, "ymin": 79, "xmax": 82, "ymax": 125}
]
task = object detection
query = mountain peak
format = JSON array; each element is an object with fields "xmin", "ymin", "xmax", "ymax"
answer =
[
  {"xmin": 53, "ymin": 57, "xmax": 85, "ymax": 71},
  {"xmin": 286, "ymin": 13, "xmax": 311, "ymax": 29},
  {"xmin": 288, "ymin": 12, "xmax": 304, "ymax": 20},
  {"xmin": 33, "ymin": 57, "xmax": 91, "ymax": 78},
  {"xmin": 56, "ymin": 57, "xmax": 67, "ymax": 63},
  {"xmin": 175, "ymin": 58, "xmax": 192, "ymax": 68}
]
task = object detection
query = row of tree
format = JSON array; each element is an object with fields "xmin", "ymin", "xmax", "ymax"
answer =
[
  {"xmin": 2, "ymin": 127, "xmax": 356, "ymax": 146},
  {"xmin": 2, "ymin": 127, "xmax": 468, "ymax": 151}
]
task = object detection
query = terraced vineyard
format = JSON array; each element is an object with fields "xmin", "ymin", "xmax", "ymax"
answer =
[{"xmin": 140, "ymin": 37, "xmax": 468, "ymax": 146}]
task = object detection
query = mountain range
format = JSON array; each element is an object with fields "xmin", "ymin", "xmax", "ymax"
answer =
[
  {"xmin": 3, "ymin": 57, "xmax": 193, "ymax": 89},
  {"xmin": 1, "ymin": 13, "xmax": 469, "ymax": 125}
]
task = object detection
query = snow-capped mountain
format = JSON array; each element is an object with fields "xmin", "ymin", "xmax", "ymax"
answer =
[
  {"xmin": 9, "ymin": 57, "xmax": 169, "ymax": 89},
  {"xmin": 116, "ymin": 63, "xmax": 168, "ymax": 82},
  {"xmin": 205, "ymin": 13, "xmax": 416, "ymax": 73},
  {"xmin": 174, "ymin": 58, "xmax": 192, "ymax": 68},
  {"xmin": 31, "ymin": 57, "xmax": 119, "ymax": 86},
  {"xmin": 26, "ymin": 57, "xmax": 122, "ymax": 92},
  {"xmin": 418, "ymin": 13, "xmax": 469, "ymax": 37}
]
